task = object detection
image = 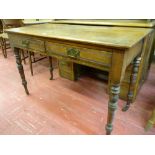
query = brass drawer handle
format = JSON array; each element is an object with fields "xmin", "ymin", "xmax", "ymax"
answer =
[
  {"xmin": 22, "ymin": 40, "xmax": 30, "ymax": 48},
  {"xmin": 67, "ymin": 48, "xmax": 80, "ymax": 58}
]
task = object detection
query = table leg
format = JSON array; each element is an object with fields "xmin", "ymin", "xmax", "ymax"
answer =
[
  {"xmin": 21, "ymin": 50, "xmax": 26, "ymax": 64},
  {"xmin": 28, "ymin": 51, "xmax": 33, "ymax": 76},
  {"xmin": 122, "ymin": 57, "xmax": 140, "ymax": 111},
  {"xmin": 105, "ymin": 84, "xmax": 120, "ymax": 135},
  {"xmin": 14, "ymin": 47, "xmax": 29, "ymax": 95},
  {"xmin": 49, "ymin": 56, "xmax": 53, "ymax": 80}
]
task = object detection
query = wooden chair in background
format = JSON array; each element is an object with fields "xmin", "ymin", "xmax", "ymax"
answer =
[
  {"xmin": 0, "ymin": 20, "xmax": 10, "ymax": 58},
  {"xmin": 0, "ymin": 19, "xmax": 27, "ymax": 60}
]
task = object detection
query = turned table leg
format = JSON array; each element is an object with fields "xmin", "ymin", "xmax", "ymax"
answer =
[
  {"xmin": 14, "ymin": 48, "xmax": 29, "ymax": 95},
  {"xmin": 105, "ymin": 84, "xmax": 120, "ymax": 135},
  {"xmin": 21, "ymin": 50, "xmax": 26, "ymax": 64},
  {"xmin": 122, "ymin": 57, "xmax": 140, "ymax": 111},
  {"xmin": 49, "ymin": 56, "xmax": 53, "ymax": 80},
  {"xmin": 28, "ymin": 51, "xmax": 33, "ymax": 76}
]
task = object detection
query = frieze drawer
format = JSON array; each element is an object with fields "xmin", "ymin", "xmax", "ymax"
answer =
[
  {"xmin": 46, "ymin": 41, "xmax": 112, "ymax": 66},
  {"xmin": 8, "ymin": 34, "xmax": 45, "ymax": 53}
]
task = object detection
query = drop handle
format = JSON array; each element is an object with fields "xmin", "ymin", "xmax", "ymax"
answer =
[
  {"xmin": 67, "ymin": 48, "xmax": 80, "ymax": 58},
  {"xmin": 22, "ymin": 40, "xmax": 30, "ymax": 48}
]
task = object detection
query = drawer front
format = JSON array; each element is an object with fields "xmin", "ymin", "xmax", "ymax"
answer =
[
  {"xmin": 46, "ymin": 41, "xmax": 112, "ymax": 66},
  {"xmin": 8, "ymin": 34, "xmax": 45, "ymax": 53}
]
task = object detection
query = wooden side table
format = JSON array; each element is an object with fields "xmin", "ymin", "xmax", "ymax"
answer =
[{"xmin": 6, "ymin": 23, "xmax": 153, "ymax": 134}]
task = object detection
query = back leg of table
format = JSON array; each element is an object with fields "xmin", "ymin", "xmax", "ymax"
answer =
[
  {"xmin": 49, "ymin": 56, "xmax": 53, "ymax": 80},
  {"xmin": 122, "ymin": 57, "xmax": 140, "ymax": 111},
  {"xmin": 28, "ymin": 51, "xmax": 33, "ymax": 76},
  {"xmin": 21, "ymin": 50, "xmax": 26, "ymax": 64}
]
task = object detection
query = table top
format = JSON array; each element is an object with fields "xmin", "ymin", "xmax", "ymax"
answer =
[
  {"xmin": 6, "ymin": 23, "xmax": 153, "ymax": 49},
  {"xmin": 52, "ymin": 20, "xmax": 155, "ymax": 28},
  {"xmin": 23, "ymin": 19, "xmax": 53, "ymax": 25}
]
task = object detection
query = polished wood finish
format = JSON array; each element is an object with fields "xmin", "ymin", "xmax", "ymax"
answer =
[{"xmin": 6, "ymin": 23, "xmax": 153, "ymax": 134}]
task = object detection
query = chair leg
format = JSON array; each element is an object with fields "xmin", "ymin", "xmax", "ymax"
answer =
[
  {"xmin": 28, "ymin": 51, "xmax": 33, "ymax": 76},
  {"xmin": 3, "ymin": 39, "xmax": 7, "ymax": 58},
  {"xmin": 0, "ymin": 38, "xmax": 7, "ymax": 58}
]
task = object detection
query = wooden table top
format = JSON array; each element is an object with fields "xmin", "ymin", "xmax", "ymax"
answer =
[
  {"xmin": 23, "ymin": 19, "xmax": 53, "ymax": 25},
  {"xmin": 52, "ymin": 20, "xmax": 155, "ymax": 28},
  {"xmin": 6, "ymin": 23, "xmax": 153, "ymax": 49}
]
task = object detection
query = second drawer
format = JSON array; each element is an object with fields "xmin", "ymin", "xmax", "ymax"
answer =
[{"xmin": 46, "ymin": 41, "xmax": 112, "ymax": 66}]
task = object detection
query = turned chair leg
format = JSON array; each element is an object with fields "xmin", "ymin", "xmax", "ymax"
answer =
[
  {"xmin": 122, "ymin": 57, "xmax": 141, "ymax": 112},
  {"xmin": 0, "ymin": 38, "xmax": 7, "ymax": 58},
  {"xmin": 3, "ymin": 39, "xmax": 7, "ymax": 58}
]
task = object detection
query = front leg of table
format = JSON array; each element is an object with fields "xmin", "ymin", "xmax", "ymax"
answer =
[
  {"xmin": 106, "ymin": 84, "xmax": 120, "ymax": 134},
  {"xmin": 14, "ymin": 47, "xmax": 29, "ymax": 95},
  {"xmin": 106, "ymin": 51, "xmax": 125, "ymax": 135},
  {"xmin": 122, "ymin": 57, "xmax": 141, "ymax": 111}
]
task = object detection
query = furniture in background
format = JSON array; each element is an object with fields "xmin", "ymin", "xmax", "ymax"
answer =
[
  {"xmin": 6, "ymin": 23, "xmax": 153, "ymax": 134},
  {"xmin": 0, "ymin": 19, "xmax": 51, "ymax": 76},
  {"xmin": 23, "ymin": 19, "xmax": 52, "ymax": 25},
  {"xmin": 145, "ymin": 109, "xmax": 155, "ymax": 131},
  {"xmin": 52, "ymin": 20, "xmax": 155, "ymax": 110},
  {"xmin": 0, "ymin": 19, "xmax": 27, "ymax": 60},
  {"xmin": 0, "ymin": 20, "xmax": 11, "ymax": 58}
]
